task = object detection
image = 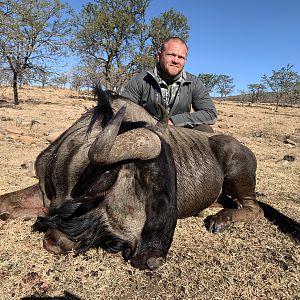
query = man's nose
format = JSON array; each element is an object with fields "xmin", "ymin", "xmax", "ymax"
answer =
[{"xmin": 172, "ymin": 56, "xmax": 180, "ymax": 64}]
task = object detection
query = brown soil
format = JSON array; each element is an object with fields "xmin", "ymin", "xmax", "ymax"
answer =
[{"xmin": 0, "ymin": 86, "xmax": 299, "ymax": 300}]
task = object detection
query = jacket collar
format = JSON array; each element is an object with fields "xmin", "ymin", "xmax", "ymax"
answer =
[{"xmin": 147, "ymin": 66, "xmax": 189, "ymax": 82}]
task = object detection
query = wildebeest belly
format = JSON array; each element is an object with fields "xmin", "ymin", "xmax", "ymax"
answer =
[{"xmin": 168, "ymin": 128, "xmax": 224, "ymax": 218}]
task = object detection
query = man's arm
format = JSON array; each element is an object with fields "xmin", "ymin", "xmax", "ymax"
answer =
[{"xmin": 170, "ymin": 78, "xmax": 217, "ymax": 127}]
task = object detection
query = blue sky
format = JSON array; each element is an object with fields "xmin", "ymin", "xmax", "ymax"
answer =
[{"xmin": 68, "ymin": 0, "xmax": 300, "ymax": 95}]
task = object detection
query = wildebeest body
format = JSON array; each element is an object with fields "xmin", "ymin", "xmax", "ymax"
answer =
[
  {"xmin": 37, "ymin": 100, "xmax": 229, "ymax": 217},
  {"xmin": 32, "ymin": 92, "xmax": 260, "ymax": 268},
  {"xmin": 1, "ymin": 91, "xmax": 299, "ymax": 270}
]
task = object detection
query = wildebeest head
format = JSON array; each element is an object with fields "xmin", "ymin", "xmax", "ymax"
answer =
[{"xmin": 33, "ymin": 88, "xmax": 177, "ymax": 270}]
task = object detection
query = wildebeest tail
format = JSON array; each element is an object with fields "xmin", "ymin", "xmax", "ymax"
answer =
[
  {"xmin": 86, "ymin": 86, "xmax": 114, "ymax": 134},
  {"xmin": 258, "ymin": 200, "xmax": 300, "ymax": 242}
]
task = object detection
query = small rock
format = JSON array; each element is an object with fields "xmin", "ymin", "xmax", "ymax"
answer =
[
  {"xmin": 218, "ymin": 124, "xmax": 229, "ymax": 129},
  {"xmin": 0, "ymin": 116, "xmax": 14, "ymax": 121},
  {"xmin": 18, "ymin": 135, "xmax": 35, "ymax": 145},
  {"xmin": 46, "ymin": 130, "xmax": 63, "ymax": 142},
  {"xmin": 4, "ymin": 125, "xmax": 23, "ymax": 135},
  {"xmin": 6, "ymin": 133, "xmax": 20, "ymax": 141},
  {"xmin": 283, "ymin": 136, "xmax": 296, "ymax": 146},
  {"xmin": 21, "ymin": 161, "xmax": 36, "ymax": 177},
  {"xmin": 283, "ymin": 154, "xmax": 295, "ymax": 162},
  {"xmin": 252, "ymin": 131, "xmax": 263, "ymax": 138},
  {"xmin": 15, "ymin": 117, "xmax": 22, "ymax": 127}
]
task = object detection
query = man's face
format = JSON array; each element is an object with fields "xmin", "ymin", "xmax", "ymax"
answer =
[{"xmin": 157, "ymin": 40, "xmax": 187, "ymax": 77}]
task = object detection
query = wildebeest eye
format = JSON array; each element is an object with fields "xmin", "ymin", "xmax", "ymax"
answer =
[{"xmin": 71, "ymin": 163, "xmax": 121, "ymax": 199}]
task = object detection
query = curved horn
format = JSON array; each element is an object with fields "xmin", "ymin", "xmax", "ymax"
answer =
[
  {"xmin": 89, "ymin": 128, "xmax": 161, "ymax": 165},
  {"xmin": 88, "ymin": 106, "xmax": 126, "ymax": 164}
]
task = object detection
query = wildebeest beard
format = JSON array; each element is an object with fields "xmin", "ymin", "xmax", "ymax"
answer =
[{"xmin": 33, "ymin": 162, "xmax": 131, "ymax": 256}]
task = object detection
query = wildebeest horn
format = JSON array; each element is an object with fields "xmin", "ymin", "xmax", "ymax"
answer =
[
  {"xmin": 88, "ymin": 108, "xmax": 161, "ymax": 165},
  {"xmin": 88, "ymin": 105, "xmax": 126, "ymax": 164}
]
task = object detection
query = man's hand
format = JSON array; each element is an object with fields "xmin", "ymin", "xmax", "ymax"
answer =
[{"xmin": 168, "ymin": 119, "xmax": 174, "ymax": 126}]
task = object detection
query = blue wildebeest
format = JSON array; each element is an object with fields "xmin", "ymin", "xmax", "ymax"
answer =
[{"xmin": 0, "ymin": 89, "xmax": 299, "ymax": 270}]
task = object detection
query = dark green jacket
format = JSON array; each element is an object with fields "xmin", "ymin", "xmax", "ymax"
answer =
[{"xmin": 122, "ymin": 68, "xmax": 217, "ymax": 128}]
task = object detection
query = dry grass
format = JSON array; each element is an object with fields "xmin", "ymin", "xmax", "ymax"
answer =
[{"xmin": 0, "ymin": 87, "xmax": 299, "ymax": 300}]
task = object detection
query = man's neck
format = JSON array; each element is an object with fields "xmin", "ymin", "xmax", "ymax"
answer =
[{"xmin": 157, "ymin": 64, "xmax": 182, "ymax": 85}]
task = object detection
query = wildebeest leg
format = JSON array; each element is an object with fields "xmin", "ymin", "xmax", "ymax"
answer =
[
  {"xmin": 205, "ymin": 196, "xmax": 264, "ymax": 233},
  {"xmin": 0, "ymin": 183, "xmax": 46, "ymax": 220},
  {"xmin": 206, "ymin": 134, "xmax": 264, "ymax": 233}
]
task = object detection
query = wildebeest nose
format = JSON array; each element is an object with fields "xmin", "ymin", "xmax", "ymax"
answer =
[{"xmin": 43, "ymin": 229, "xmax": 75, "ymax": 255}]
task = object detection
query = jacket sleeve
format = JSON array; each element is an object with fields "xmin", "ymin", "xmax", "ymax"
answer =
[
  {"xmin": 121, "ymin": 75, "xmax": 142, "ymax": 104},
  {"xmin": 170, "ymin": 78, "xmax": 217, "ymax": 128}
]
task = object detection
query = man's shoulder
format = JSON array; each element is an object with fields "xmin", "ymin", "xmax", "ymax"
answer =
[
  {"xmin": 184, "ymin": 71, "xmax": 200, "ymax": 82},
  {"xmin": 128, "ymin": 69, "xmax": 157, "ymax": 88},
  {"xmin": 183, "ymin": 71, "xmax": 207, "ymax": 94},
  {"xmin": 133, "ymin": 69, "xmax": 155, "ymax": 80}
]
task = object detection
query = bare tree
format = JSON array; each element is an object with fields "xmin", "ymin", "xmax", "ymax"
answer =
[
  {"xmin": 198, "ymin": 73, "xmax": 219, "ymax": 93},
  {"xmin": 215, "ymin": 75, "xmax": 235, "ymax": 98},
  {"xmin": 53, "ymin": 74, "xmax": 69, "ymax": 89},
  {"xmin": 0, "ymin": 0, "xmax": 72, "ymax": 104},
  {"xmin": 261, "ymin": 64, "xmax": 299, "ymax": 111},
  {"xmin": 247, "ymin": 83, "xmax": 266, "ymax": 103}
]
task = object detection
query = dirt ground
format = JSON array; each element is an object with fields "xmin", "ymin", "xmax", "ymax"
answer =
[{"xmin": 0, "ymin": 86, "xmax": 299, "ymax": 300}]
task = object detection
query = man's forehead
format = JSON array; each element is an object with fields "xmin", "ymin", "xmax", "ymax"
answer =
[{"xmin": 164, "ymin": 41, "xmax": 187, "ymax": 54}]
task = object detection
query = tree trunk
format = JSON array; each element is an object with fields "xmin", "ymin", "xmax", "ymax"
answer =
[
  {"xmin": 275, "ymin": 94, "xmax": 279, "ymax": 111},
  {"xmin": 13, "ymin": 71, "xmax": 19, "ymax": 105}
]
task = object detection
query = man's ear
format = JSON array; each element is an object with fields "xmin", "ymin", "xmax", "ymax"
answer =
[{"xmin": 157, "ymin": 52, "xmax": 161, "ymax": 62}]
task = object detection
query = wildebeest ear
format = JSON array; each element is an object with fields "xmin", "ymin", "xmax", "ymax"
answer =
[
  {"xmin": 154, "ymin": 103, "xmax": 169, "ymax": 132},
  {"xmin": 145, "ymin": 104, "xmax": 169, "ymax": 137}
]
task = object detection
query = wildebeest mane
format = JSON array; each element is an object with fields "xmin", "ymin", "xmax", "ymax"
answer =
[
  {"xmin": 86, "ymin": 87, "xmax": 114, "ymax": 134},
  {"xmin": 33, "ymin": 198, "xmax": 130, "ymax": 254},
  {"xmin": 87, "ymin": 87, "xmax": 150, "ymax": 135}
]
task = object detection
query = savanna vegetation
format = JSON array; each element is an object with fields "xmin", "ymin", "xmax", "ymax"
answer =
[
  {"xmin": 0, "ymin": 1, "xmax": 299, "ymax": 299},
  {"xmin": 1, "ymin": 0, "xmax": 299, "ymax": 107},
  {"xmin": 0, "ymin": 86, "xmax": 299, "ymax": 299}
]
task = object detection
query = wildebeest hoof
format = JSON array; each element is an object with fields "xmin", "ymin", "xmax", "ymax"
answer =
[
  {"xmin": 204, "ymin": 215, "xmax": 232, "ymax": 233},
  {"xmin": 130, "ymin": 249, "xmax": 166, "ymax": 270}
]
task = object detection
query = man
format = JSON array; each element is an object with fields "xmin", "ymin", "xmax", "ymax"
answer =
[{"xmin": 122, "ymin": 37, "xmax": 217, "ymax": 130}]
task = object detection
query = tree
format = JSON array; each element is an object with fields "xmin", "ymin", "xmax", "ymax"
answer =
[
  {"xmin": 53, "ymin": 74, "xmax": 68, "ymax": 88},
  {"xmin": 70, "ymin": 69, "xmax": 85, "ymax": 91},
  {"xmin": 214, "ymin": 75, "xmax": 235, "ymax": 97},
  {"xmin": 0, "ymin": 62, "xmax": 11, "ymax": 86},
  {"xmin": 149, "ymin": 8, "xmax": 189, "ymax": 55},
  {"xmin": 0, "ymin": 0, "xmax": 72, "ymax": 104},
  {"xmin": 288, "ymin": 81, "xmax": 300, "ymax": 107},
  {"xmin": 198, "ymin": 73, "xmax": 219, "ymax": 92},
  {"xmin": 72, "ymin": 0, "xmax": 189, "ymax": 91},
  {"xmin": 261, "ymin": 64, "xmax": 299, "ymax": 111},
  {"xmin": 247, "ymin": 83, "xmax": 266, "ymax": 103}
]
